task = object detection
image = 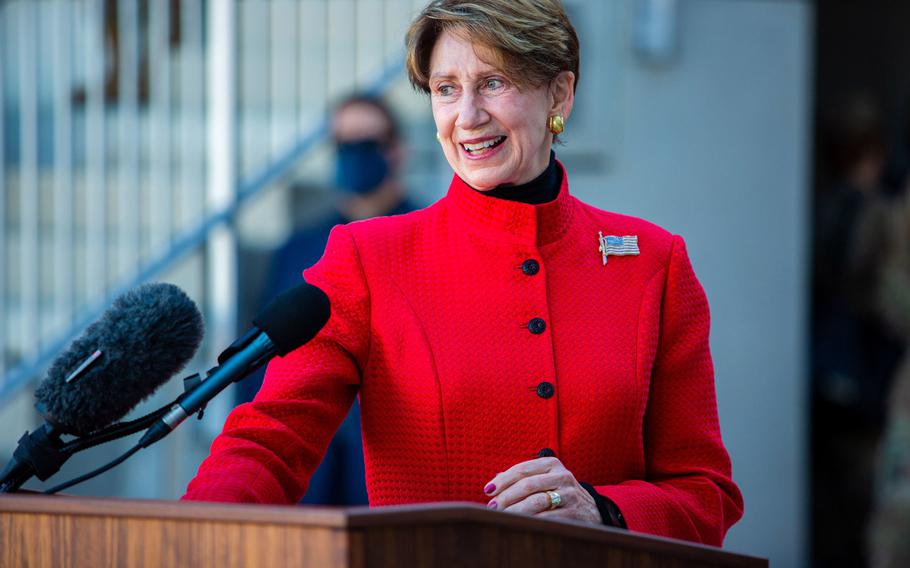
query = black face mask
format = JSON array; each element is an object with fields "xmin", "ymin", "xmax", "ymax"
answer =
[{"xmin": 334, "ymin": 140, "xmax": 391, "ymax": 195}]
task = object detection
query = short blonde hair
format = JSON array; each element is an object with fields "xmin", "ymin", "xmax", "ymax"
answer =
[{"xmin": 405, "ymin": 0, "xmax": 580, "ymax": 94}]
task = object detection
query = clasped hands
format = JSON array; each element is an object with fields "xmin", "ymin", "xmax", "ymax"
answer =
[{"xmin": 483, "ymin": 456, "xmax": 601, "ymax": 524}]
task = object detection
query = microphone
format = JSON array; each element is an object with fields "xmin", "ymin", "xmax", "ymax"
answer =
[
  {"xmin": 0, "ymin": 283, "xmax": 204, "ymax": 492},
  {"xmin": 36, "ymin": 282, "xmax": 205, "ymax": 436},
  {"xmin": 138, "ymin": 282, "xmax": 330, "ymax": 447}
]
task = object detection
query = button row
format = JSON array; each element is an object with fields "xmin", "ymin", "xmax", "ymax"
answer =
[{"xmin": 522, "ymin": 259, "xmax": 552, "ymax": 461}]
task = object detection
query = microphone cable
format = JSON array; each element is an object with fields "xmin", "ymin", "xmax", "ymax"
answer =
[{"xmin": 42, "ymin": 443, "xmax": 143, "ymax": 495}]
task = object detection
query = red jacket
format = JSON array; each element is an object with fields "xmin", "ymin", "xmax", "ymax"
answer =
[{"xmin": 184, "ymin": 164, "xmax": 744, "ymax": 546}]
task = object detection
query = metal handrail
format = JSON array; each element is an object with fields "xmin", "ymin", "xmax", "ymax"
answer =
[{"xmin": 0, "ymin": 56, "xmax": 404, "ymax": 404}]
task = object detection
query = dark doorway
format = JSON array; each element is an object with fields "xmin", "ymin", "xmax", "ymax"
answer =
[{"xmin": 812, "ymin": 1, "xmax": 910, "ymax": 567}]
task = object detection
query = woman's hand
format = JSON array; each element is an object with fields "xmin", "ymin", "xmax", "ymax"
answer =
[{"xmin": 483, "ymin": 457, "xmax": 602, "ymax": 524}]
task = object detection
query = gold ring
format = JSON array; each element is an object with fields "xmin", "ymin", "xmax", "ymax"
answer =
[{"xmin": 545, "ymin": 490, "xmax": 562, "ymax": 510}]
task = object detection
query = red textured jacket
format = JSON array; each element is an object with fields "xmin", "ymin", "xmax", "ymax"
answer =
[{"xmin": 184, "ymin": 164, "xmax": 744, "ymax": 545}]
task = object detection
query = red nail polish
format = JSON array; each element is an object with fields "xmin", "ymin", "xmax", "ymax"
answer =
[
  {"xmin": 487, "ymin": 501, "xmax": 498, "ymax": 509},
  {"xmin": 484, "ymin": 483, "xmax": 496, "ymax": 494}
]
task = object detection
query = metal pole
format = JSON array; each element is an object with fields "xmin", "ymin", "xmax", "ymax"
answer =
[
  {"xmin": 359, "ymin": 0, "xmax": 385, "ymax": 86},
  {"xmin": 52, "ymin": 0, "xmax": 75, "ymax": 333},
  {"xmin": 178, "ymin": 0, "xmax": 204, "ymax": 233},
  {"xmin": 292, "ymin": 0, "xmax": 301, "ymax": 139},
  {"xmin": 327, "ymin": 0, "xmax": 358, "ymax": 102},
  {"xmin": 205, "ymin": 0, "xmax": 239, "ymax": 434},
  {"xmin": 117, "ymin": 0, "xmax": 140, "ymax": 280},
  {"xmin": 298, "ymin": 0, "xmax": 328, "ymax": 136},
  {"xmin": 18, "ymin": 1, "xmax": 40, "ymax": 357},
  {"xmin": 0, "ymin": 7, "xmax": 7, "ymax": 378},
  {"xmin": 149, "ymin": 0, "xmax": 173, "ymax": 252},
  {"xmin": 271, "ymin": 0, "xmax": 298, "ymax": 153},
  {"xmin": 269, "ymin": 0, "xmax": 279, "ymax": 155},
  {"xmin": 84, "ymin": 0, "xmax": 108, "ymax": 301}
]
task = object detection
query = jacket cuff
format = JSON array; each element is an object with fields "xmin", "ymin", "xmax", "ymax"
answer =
[{"xmin": 579, "ymin": 481, "xmax": 627, "ymax": 529}]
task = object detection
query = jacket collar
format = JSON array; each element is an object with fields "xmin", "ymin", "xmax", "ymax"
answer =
[{"xmin": 445, "ymin": 159, "xmax": 575, "ymax": 247}]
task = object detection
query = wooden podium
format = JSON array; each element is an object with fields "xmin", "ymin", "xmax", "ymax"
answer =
[{"xmin": 0, "ymin": 494, "xmax": 766, "ymax": 567}]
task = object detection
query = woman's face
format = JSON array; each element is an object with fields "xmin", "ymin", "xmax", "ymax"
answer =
[{"xmin": 428, "ymin": 30, "xmax": 574, "ymax": 191}]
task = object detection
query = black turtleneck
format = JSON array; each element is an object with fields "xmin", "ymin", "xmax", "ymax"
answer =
[{"xmin": 475, "ymin": 151, "xmax": 562, "ymax": 205}]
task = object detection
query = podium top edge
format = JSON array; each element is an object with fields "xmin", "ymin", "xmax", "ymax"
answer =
[
  {"xmin": 0, "ymin": 493, "xmax": 350, "ymax": 527},
  {"xmin": 0, "ymin": 494, "xmax": 766, "ymax": 567}
]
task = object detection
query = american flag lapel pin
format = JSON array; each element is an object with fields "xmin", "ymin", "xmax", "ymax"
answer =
[{"xmin": 598, "ymin": 232, "xmax": 640, "ymax": 265}]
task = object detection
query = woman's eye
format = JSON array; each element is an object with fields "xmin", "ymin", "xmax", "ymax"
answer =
[
  {"xmin": 436, "ymin": 84, "xmax": 454, "ymax": 96},
  {"xmin": 484, "ymin": 78, "xmax": 504, "ymax": 91}
]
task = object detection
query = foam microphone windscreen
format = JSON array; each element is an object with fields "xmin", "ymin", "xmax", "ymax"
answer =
[
  {"xmin": 253, "ymin": 282, "xmax": 330, "ymax": 356},
  {"xmin": 35, "ymin": 283, "xmax": 205, "ymax": 436}
]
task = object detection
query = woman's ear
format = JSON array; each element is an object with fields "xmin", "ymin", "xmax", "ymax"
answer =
[{"xmin": 549, "ymin": 71, "xmax": 576, "ymax": 121}]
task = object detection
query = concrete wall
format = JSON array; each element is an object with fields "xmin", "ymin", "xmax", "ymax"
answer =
[{"xmin": 570, "ymin": 1, "xmax": 812, "ymax": 566}]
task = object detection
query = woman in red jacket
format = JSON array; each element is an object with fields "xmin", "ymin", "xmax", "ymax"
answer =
[{"xmin": 184, "ymin": 0, "xmax": 744, "ymax": 546}]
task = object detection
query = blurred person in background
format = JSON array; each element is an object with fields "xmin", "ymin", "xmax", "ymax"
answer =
[
  {"xmin": 812, "ymin": 92, "xmax": 907, "ymax": 567},
  {"xmin": 235, "ymin": 94, "xmax": 419, "ymax": 506},
  {"xmin": 869, "ymin": 157, "xmax": 910, "ymax": 568}
]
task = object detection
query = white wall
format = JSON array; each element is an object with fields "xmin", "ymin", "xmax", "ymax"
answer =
[{"xmin": 562, "ymin": 1, "xmax": 812, "ymax": 566}]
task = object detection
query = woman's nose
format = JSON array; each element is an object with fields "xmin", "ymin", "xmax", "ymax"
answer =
[{"xmin": 455, "ymin": 92, "xmax": 488, "ymax": 131}]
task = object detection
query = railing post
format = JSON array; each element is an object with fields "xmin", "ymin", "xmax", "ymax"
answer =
[
  {"xmin": 52, "ymin": 0, "xmax": 75, "ymax": 334},
  {"xmin": 84, "ymin": 0, "xmax": 108, "ymax": 302},
  {"xmin": 18, "ymin": 2, "xmax": 40, "ymax": 361},
  {"xmin": 149, "ymin": 0, "xmax": 173, "ymax": 253},
  {"xmin": 0, "ymin": 5, "xmax": 6, "ymax": 378},
  {"xmin": 116, "ymin": 0, "xmax": 140, "ymax": 282},
  {"xmin": 206, "ymin": 0, "xmax": 239, "ymax": 432},
  {"xmin": 178, "ymin": 0, "xmax": 205, "ymax": 234}
]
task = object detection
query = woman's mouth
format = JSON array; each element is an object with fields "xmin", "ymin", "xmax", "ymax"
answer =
[{"xmin": 460, "ymin": 136, "xmax": 506, "ymax": 158}]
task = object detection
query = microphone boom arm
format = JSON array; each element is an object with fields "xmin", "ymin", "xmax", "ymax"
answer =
[{"xmin": 0, "ymin": 372, "xmax": 200, "ymax": 493}]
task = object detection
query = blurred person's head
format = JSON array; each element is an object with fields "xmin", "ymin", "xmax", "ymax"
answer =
[
  {"xmin": 821, "ymin": 92, "xmax": 886, "ymax": 192},
  {"xmin": 405, "ymin": 0, "xmax": 578, "ymax": 190},
  {"xmin": 330, "ymin": 95, "xmax": 406, "ymax": 219}
]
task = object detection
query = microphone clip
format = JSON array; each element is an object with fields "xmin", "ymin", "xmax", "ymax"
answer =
[
  {"xmin": 0, "ymin": 424, "xmax": 68, "ymax": 493},
  {"xmin": 182, "ymin": 372, "xmax": 203, "ymax": 393},
  {"xmin": 181, "ymin": 372, "xmax": 207, "ymax": 420},
  {"xmin": 13, "ymin": 426, "xmax": 68, "ymax": 481}
]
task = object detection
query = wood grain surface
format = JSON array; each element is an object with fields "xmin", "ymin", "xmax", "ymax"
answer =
[{"xmin": 0, "ymin": 495, "xmax": 767, "ymax": 568}]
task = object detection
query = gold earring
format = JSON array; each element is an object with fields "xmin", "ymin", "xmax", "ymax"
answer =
[{"xmin": 547, "ymin": 115, "xmax": 565, "ymax": 135}]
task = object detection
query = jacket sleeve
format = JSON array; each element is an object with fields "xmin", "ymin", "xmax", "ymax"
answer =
[
  {"xmin": 183, "ymin": 225, "xmax": 370, "ymax": 504},
  {"xmin": 595, "ymin": 235, "xmax": 744, "ymax": 545}
]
